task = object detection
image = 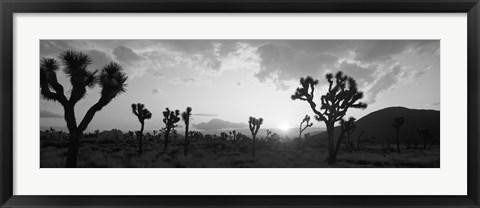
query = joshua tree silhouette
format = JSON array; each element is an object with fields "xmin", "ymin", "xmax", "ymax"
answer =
[
  {"xmin": 232, "ymin": 130, "xmax": 237, "ymax": 141},
  {"xmin": 40, "ymin": 51, "xmax": 127, "ymax": 168},
  {"xmin": 248, "ymin": 117, "xmax": 263, "ymax": 158},
  {"xmin": 162, "ymin": 108, "xmax": 180, "ymax": 152},
  {"xmin": 299, "ymin": 115, "xmax": 313, "ymax": 143},
  {"xmin": 416, "ymin": 128, "xmax": 433, "ymax": 150},
  {"xmin": 345, "ymin": 119, "xmax": 357, "ymax": 149},
  {"xmin": 220, "ymin": 132, "xmax": 229, "ymax": 141},
  {"xmin": 94, "ymin": 129, "xmax": 100, "ymax": 139},
  {"xmin": 291, "ymin": 71, "xmax": 367, "ymax": 165},
  {"xmin": 357, "ymin": 130, "xmax": 364, "ymax": 150},
  {"xmin": 264, "ymin": 129, "xmax": 272, "ymax": 141},
  {"xmin": 131, "ymin": 103, "xmax": 152, "ymax": 154},
  {"xmin": 392, "ymin": 117, "xmax": 405, "ymax": 153},
  {"xmin": 335, "ymin": 117, "xmax": 357, "ymax": 155},
  {"xmin": 181, "ymin": 107, "xmax": 192, "ymax": 156},
  {"xmin": 49, "ymin": 127, "xmax": 55, "ymax": 140}
]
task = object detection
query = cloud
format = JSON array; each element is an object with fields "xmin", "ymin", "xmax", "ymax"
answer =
[
  {"xmin": 193, "ymin": 119, "xmax": 247, "ymax": 131},
  {"xmin": 337, "ymin": 61, "xmax": 374, "ymax": 85},
  {"xmin": 40, "ymin": 110, "xmax": 62, "ymax": 119},
  {"xmin": 428, "ymin": 102, "xmax": 440, "ymax": 107},
  {"xmin": 170, "ymin": 77, "xmax": 204, "ymax": 86},
  {"xmin": 365, "ymin": 65, "xmax": 405, "ymax": 103},
  {"xmin": 85, "ymin": 49, "xmax": 114, "ymax": 70},
  {"xmin": 256, "ymin": 43, "xmax": 338, "ymax": 84},
  {"xmin": 113, "ymin": 46, "xmax": 144, "ymax": 62},
  {"xmin": 193, "ymin": 113, "xmax": 219, "ymax": 117}
]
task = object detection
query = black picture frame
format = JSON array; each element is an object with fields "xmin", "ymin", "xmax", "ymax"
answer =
[{"xmin": 1, "ymin": 0, "xmax": 479, "ymax": 207}]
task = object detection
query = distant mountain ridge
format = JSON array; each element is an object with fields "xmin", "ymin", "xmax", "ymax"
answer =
[{"xmin": 314, "ymin": 106, "xmax": 440, "ymax": 145}]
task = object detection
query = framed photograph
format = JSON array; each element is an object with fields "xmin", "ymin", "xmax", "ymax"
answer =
[{"xmin": 1, "ymin": 0, "xmax": 479, "ymax": 207}]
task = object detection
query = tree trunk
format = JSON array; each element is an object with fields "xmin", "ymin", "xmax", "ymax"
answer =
[
  {"xmin": 64, "ymin": 104, "xmax": 81, "ymax": 168},
  {"xmin": 164, "ymin": 130, "xmax": 170, "ymax": 152},
  {"xmin": 184, "ymin": 123, "xmax": 189, "ymax": 156},
  {"xmin": 396, "ymin": 129, "xmax": 400, "ymax": 153},
  {"xmin": 66, "ymin": 130, "xmax": 81, "ymax": 168},
  {"xmin": 326, "ymin": 122, "xmax": 336, "ymax": 165},
  {"xmin": 299, "ymin": 125, "xmax": 302, "ymax": 146},
  {"xmin": 252, "ymin": 135, "xmax": 256, "ymax": 158},
  {"xmin": 138, "ymin": 123, "xmax": 144, "ymax": 154}
]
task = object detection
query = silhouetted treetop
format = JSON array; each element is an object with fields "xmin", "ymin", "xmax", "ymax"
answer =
[
  {"xmin": 392, "ymin": 117, "xmax": 405, "ymax": 128},
  {"xmin": 291, "ymin": 71, "xmax": 367, "ymax": 123},
  {"xmin": 132, "ymin": 103, "xmax": 152, "ymax": 122},
  {"xmin": 181, "ymin": 107, "xmax": 192, "ymax": 122}
]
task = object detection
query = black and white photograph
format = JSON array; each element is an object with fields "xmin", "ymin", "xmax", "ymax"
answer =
[{"xmin": 39, "ymin": 40, "xmax": 440, "ymax": 168}]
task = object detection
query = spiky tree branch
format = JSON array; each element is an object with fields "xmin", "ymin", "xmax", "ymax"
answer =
[{"xmin": 291, "ymin": 71, "xmax": 366, "ymax": 165}]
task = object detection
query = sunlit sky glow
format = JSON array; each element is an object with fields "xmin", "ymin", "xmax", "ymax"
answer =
[{"xmin": 40, "ymin": 40, "xmax": 440, "ymax": 132}]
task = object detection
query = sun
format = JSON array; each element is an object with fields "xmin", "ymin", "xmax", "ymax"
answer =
[{"xmin": 278, "ymin": 124, "xmax": 290, "ymax": 132}]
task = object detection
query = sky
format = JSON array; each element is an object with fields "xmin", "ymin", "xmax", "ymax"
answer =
[{"xmin": 40, "ymin": 40, "xmax": 440, "ymax": 133}]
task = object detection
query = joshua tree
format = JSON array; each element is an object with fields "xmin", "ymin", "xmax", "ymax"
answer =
[
  {"xmin": 357, "ymin": 130, "xmax": 364, "ymax": 150},
  {"xmin": 181, "ymin": 107, "xmax": 192, "ymax": 156},
  {"xmin": 345, "ymin": 120, "xmax": 357, "ymax": 149},
  {"xmin": 416, "ymin": 128, "xmax": 433, "ymax": 150},
  {"xmin": 291, "ymin": 72, "xmax": 367, "ymax": 165},
  {"xmin": 132, "ymin": 103, "xmax": 152, "ymax": 154},
  {"xmin": 49, "ymin": 127, "xmax": 56, "ymax": 140},
  {"xmin": 232, "ymin": 130, "xmax": 237, "ymax": 141},
  {"xmin": 392, "ymin": 117, "xmax": 405, "ymax": 153},
  {"xmin": 94, "ymin": 129, "xmax": 100, "ymax": 139},
  {"xmin": 334, "ymin": 117, "xmax": 357, "ymax": 155},
  {"xmin": 299, "ymin": 115, "xmax": 313, "ymax": 143},
  {"xmin": 220, "ymin": 132, "xmax": 229, "ymax": 141},
  {"xmin": 162, "ymin": 108, "xmax": 180, "ymax": 152},
  {"xmin": 264, "ymin": 129, "xmax": 272, "ymax": 141},
  {"xmin": 153, "ymin": 130, "xmax": 158, "ymax": 142},
  {"xmin": 248, "ymin": 117, "xmax": 263, "ymax": 158},
  {"xmin": 128, "ymin": 131, "xmax": 134, "ymax": 140},
  {"xmin": 40, "ymin": 51, "xmax": 127, "ymax": 168}
]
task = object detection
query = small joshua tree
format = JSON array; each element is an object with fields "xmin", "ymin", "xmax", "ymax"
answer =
[
  {"xmin": 264, "ymin": 129, "xmax": 272, "ymax": 141},
  {"xmin": 162, "ymin": 108, "xmax": 180, "ymax": 152},
  {"xmin": 392, "ymin": 117, "xmax": 405, "ymax": 153},
  {"xmin": 291, "ymin": 72, "xmax": 367, "ymax": 165},
  {"xmin": 181, "ymin": 107, "xmax": 192, "ymax": 156},
  {"xmin": 248, "ymin": 117, "xmax": 263, "ymax": 158},
  {"xmin": 334, "ymin": 117, "xmax": 357, "ymax": 156},
  {"xmin": 416, "ymin": 128, "xmax": 433, "ymax": 150},
  {"xmin": 220, "ymin": 132, "xmax": 229, "ymax": 141},
  {"xmin": 94, "ymin": 129, "xmax": 100, "ymax": 139},
  {"xmin": 357, "ymin": 130, "xmax": 364, "ymax": 150},
  {"xmin": 232, "ymin": 130, "xmax": 237, "ymax": 141},
  {"xmin": 345, "ymin": 120, "xmax": 357, "ymax": 149},
  {"xmin": 40, "ymin": 51, "xmax": 127, "ymax": 168},
  {"xmin": 132, "ymin": 103, "xmax": 152, "ymax": 154},
  {"xmin": 299, "ymin": 115, "xmax": 313, "ymax": 143},
  {"xmin": 153, "ymin": 130, "xmax": 158, "ymax": 143},
  {"xmin": 49, "ymin": 127, "xmax": 56, "ymax": 140}
]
